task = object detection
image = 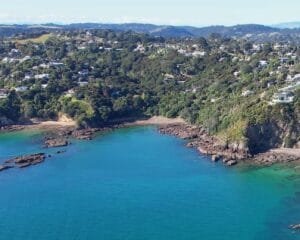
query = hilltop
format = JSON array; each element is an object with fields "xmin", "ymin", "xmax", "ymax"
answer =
[{"xmin": 2, "ymin": 23, "xmax": 300, "ymax": 42}]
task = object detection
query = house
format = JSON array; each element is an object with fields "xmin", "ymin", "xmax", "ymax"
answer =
[
  {"xmin": 259, "ymin": 60, "xmax": 268, "ymax": 67},
  {"xmin": 280, "ymin": 57, "xmax": 289, "ymax": 64},
  {"xmin": 15, "ymin": 86, "xmax": 28, "ymax": 92},
  {"xmin": 272, "ymin": 91, "xmax": 294, "ymax": 104},
  {"xmin": 2, "ymin": 57, "xmax": 18, "ymax": 64},
  {"xmin": 78, "ymin": 70, "xmax": 89, "ymax": 76},
  {"xmin": 134, "ymin": 44, "xmax": 145, "ymax": 53},
  {"xmin": 50, "ymin": 62, "xmax": 64, "ymax": 67},
  {"xmin": 24, "ymin": 73, "xmax": 33, "ymax": 80},
  {"xmin": 39, "ymin": 63, "xmax": 50, "ymax": 69},
  {"xmin": 21, "ymin": 56, "xmax": 31, "ymax": 62},
  {"xmin": 78, "ymin": 81, "xmax": 89, "ymax": 87},
  {"xmin": 64, "ymin": 89, "xmax": 75, "ymax": 97},
  {"xmin": 9, "ymin": 49, "xmax": 21, "ymax": 57},
  {"xmin": 233, "ymin": 71, "xmax": 240, "ymax": 77},
  {"xmin": 35, "ymin": 74, "xmax": 49, "ymax": 80},
  {"xmin": 0, "ymin": 89, "xmax": 8, "ymax": 99},
  {"xmin": 192, "ymin": 51, "xmax": 206, "ymax": 57},
  {"xmin": 164, "ymin": 74, "xmax": 175, "ymax": 82},
  {"xmin": 41, "ymin": 84, "xmax": 48, "ymax": 89},
  {"xmin": 241, "ymin": 90, "xmax": 254, "ymax": 97},
  {"xmin": 293, "ymin": 74, "xmax": 300, "ymax": 82},
  {"xmin": 267, "ymin": 80, "xmax": 276, "ymax": 88}
]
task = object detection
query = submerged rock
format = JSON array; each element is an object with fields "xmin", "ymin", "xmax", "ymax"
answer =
[
  {"xmin": 0, "ymin": 165, "xmax": 13, "ymax": 171},
  {"xmin": 289, "ymin": 224, "xmax": 300, "ymax": 230},
  {"xmin": 56, "ymin": 150, "xmax": 66, "ymax": 154}
]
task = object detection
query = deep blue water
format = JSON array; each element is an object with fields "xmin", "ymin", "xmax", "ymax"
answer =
[{"xmin": 0, "ymin": 126, "xmax": 300, "ymax": 240}]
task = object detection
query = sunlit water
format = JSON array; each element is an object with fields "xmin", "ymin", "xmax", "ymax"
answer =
[{"xmin": 0, "ymin": 126, "xmax": 300, "ymax": 240}]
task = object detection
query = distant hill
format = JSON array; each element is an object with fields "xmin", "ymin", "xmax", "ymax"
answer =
[
  {"xmin": 272, "ymin": 22, "xmax": 300, "ymax": 29},
  {"xmin": 2, "ymin": 22, "xmax": 300, "ymax": 42}
]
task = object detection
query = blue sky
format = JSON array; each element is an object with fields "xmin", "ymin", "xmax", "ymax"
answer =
[{"xmin": 1, "ymin": 0, "xmax": 300, "ymax": 26}]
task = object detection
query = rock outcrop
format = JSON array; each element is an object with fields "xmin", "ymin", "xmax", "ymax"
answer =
[
  {"xmin": 72, "ymin": 128, "xmax": 98, "ymax": 140},
  {"xmin": 5, "ymin": 153, "xmax": 46, "ymax": 168},
  {"xmin": 159, "ymin": 123, "xmax": 250, "ymax": 166},
  {"xmin": 159, "ymin": 123, "xmax": 300, "ymax": 166},
  {"xmin": 44, "ymin": 138, "xmax": 69, "ymax": 148},
  {"xmin": 289, "ymin": 224, "xmax": 300, "ymax": 230},
  {"xmin": 0, "ymin": 165, "xmax": 13, "ymax": 172}
]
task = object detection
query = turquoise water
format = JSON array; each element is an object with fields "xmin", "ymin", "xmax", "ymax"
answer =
[{"xmin": 0, "ymin": 126, "xmax": 300, "ymax": 240}]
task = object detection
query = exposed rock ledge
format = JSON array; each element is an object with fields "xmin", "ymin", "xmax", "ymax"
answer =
[
  {"xmin": 3, "ymin": 153, "xmax": 46, "ymax": 169},
  {"xmin": 158, "ymin": 123, "xmax": 300, "ymax": 166},
  {"xmin": 44, "ymin": 138, "xmax": 69, "ymax": 148}
]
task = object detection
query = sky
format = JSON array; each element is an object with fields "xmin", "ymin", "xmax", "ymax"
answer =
[{"xmin": 1, "ymin": 0, "xmax": 300, "ymax": 26}]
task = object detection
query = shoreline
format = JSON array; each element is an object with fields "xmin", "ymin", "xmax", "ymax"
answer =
[
  {"xmin": 1, "ymin": 116, "xmax": 300, "ymax": 167},
  {"xmin": 0, "ymin": 116, "xmax": 184, "ymax": 133},
  {"xmin": 125, "ymin": 116, "xmax": 186, "ymax": 126},
  {"xmin": 157, "ymin": 123, "xmax": 300, "ymax": 167}
]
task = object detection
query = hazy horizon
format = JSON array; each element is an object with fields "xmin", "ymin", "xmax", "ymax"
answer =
[{"xmin": 1, "ymin": 0, "xmax": 300, "ymax": 27}]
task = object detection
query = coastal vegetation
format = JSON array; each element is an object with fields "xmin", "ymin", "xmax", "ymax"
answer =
[{"xmin": 1, "ymin": 29, "xmax": 300, "ymax": 153}]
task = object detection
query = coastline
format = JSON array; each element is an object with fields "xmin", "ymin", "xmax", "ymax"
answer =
[
  {"xmin": 126, "ymin": 116, "xmax": 186, "ymax": 126},
  {"xmin": 0, "ymin": 116, "xmax": 184, "ymax": 133},
  {"xmin": 1, "ymin": 116, "xmax": 300, "ymax": 168}
]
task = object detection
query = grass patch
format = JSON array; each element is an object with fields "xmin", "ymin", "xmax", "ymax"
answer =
[{"xmin": 16, "ymin": 34, "xmax": 52, "ymax": 44}]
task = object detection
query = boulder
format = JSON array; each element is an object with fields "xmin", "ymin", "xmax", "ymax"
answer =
[
  {"xmin": 226, "ymin": 160, "xmax": 238, "ymax": 166},
  {"xmin": 211, "ymin": 155, "xmax": 221, "ymax": 162},
  {"xmin": 289, "ymin": 224, "xmax": 300, "ymax": 230}
]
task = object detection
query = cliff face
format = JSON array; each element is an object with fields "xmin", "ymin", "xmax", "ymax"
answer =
[{"xmin": 246, "ymin": 120, "xmax": 300, "ymax": 154}]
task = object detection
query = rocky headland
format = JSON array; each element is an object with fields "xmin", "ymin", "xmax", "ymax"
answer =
[{"xmin": 158, "ymin": 123, "xmax": 300, "ymax": 166}]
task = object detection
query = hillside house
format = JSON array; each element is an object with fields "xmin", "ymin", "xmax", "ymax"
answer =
[
  {"xmin": 259, "ymin": 60, "xmax": 268, "ymax": 67},
  {"xmin": 35, "ymin": 74, "xmax": 49, "ymax": 80},
  {"xmin": 78, "ymin": 69, "xmax": 89, "ymax": 76},
  {"xmin": 78, "ymin": 81, "xmax": 89, "ymax": 87},
  {"xmin": 0, "ymin": 89, "xmax": 8, "ymax": 99},
  {"xmin": 241, "ymin": 90, "xmax": 254, "ymax": 97},
  {"xmin": 272, "ymin": 91, "xmax": 294, "ymax": 104},
  {"xmin": 15, "ymin": 86, "xmax": 28, "ymax": 92}
]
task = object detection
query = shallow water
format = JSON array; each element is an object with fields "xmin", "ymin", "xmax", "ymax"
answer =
[{"xmin": 0, "ymin": 126, "xmax": 300, "ymax": 240}]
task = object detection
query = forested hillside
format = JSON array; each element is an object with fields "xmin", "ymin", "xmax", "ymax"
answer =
[{"xmin": 1, "ymin": 29, "xmax": 300, "ymax": 152}]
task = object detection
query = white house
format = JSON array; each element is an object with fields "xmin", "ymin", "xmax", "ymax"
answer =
[
  {"xmin": 15, "ymin": 86, "xmax": 28, "ymax": 92},
  {"xmin": 0, "ymin": 89, "xmax": 8, "ymax": 99},
  {"xmin": 78, "ymin": 70, "xmax": 89, "ymax": 76},
  {"xmin": 21, "ymin": 56, "xmax": 31, "ymax": 62},
  {"xmin": 24, "ymin": 73, "xmax": 33, "ymax": 80},
  {"xmin": 78, "ymin": 81, "xmax": 89, "ymax": 87},
  {"xmin": 50, "ymin": 62, "xmax": 64, "ymax": 67},
  {"xmin": 272, "ymin": 91, "xmax": 294, "ymax": 104},
  {"xmin": 64, "ymin": 89, "xmax": 75, "ymax": 97},
  {"xmin": 259, "ymin": 60, "xmax": 268, "ymax": 67},
  {"xmin": 242, "ymin": 90, "xmax": 254, "ymax": 97},
  {"xmin": 192, "ymin": 51, "xmax": 206, "ymax": 57},
  {"xmin": 35, "ymin": 74, "xmax": 49, "ymax": 80},
  {"xmin": 41, "ymin": 84, "xmax": 48, "ymax": 89}
]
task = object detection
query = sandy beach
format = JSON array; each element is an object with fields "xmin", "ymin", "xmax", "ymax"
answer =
[
  {"xmin": 271, "ymin": 148, "xmax": 300, "ymax": 157},
  {"xmin": 129, "ymin": 116, "xmax": 186, "ymax": 126}
]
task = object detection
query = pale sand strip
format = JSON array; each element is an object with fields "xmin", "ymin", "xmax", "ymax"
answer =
[
  {"xmin": 129, "ymin": 116, "xmax": 186, "ymax": 126},
  {"xmin": 271, "ymin": 148, "xmax": 300, "ymax": 157}
]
